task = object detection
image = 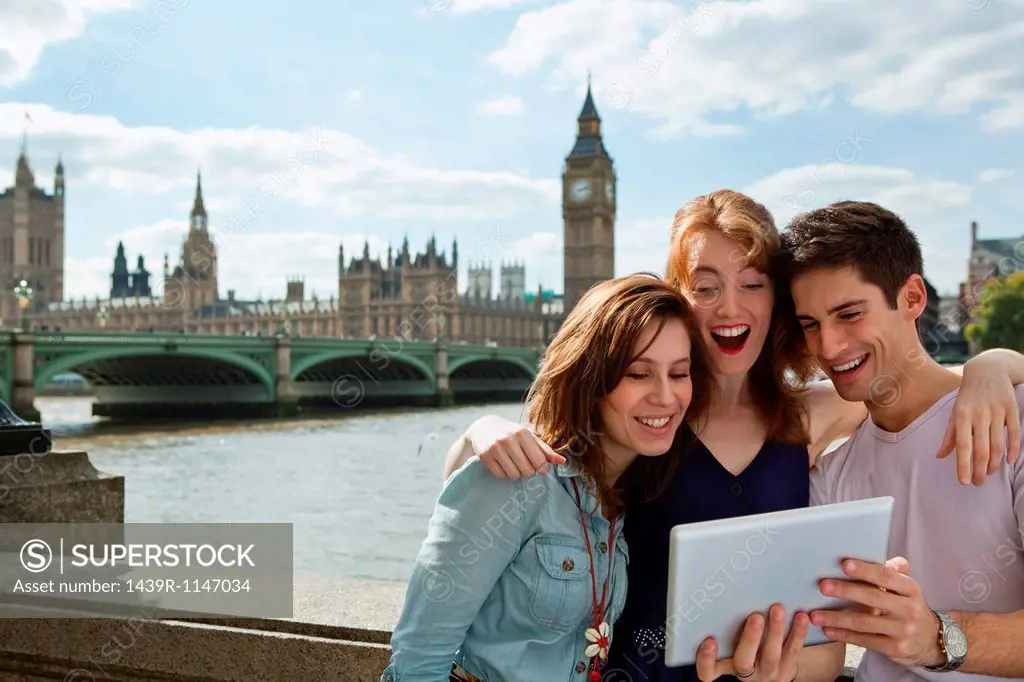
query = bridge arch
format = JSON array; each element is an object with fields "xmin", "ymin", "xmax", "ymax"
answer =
[
  {"xmin": 291, "ymin": 351, "xmax": 434, "ymax": 385},
  {"xmin": 447, "ymin": 355, "xmax": 538, "ymax": 379},
  {"xmin": 34, "ymin": 348, "xmax": 276, "ymax": 399}
]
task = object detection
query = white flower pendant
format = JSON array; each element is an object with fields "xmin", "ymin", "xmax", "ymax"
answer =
[{"xmin": 584, "ymin": 621, "xmax": 611, "ymax": 660}]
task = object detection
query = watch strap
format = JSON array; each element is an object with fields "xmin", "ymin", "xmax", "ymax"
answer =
[{"xmin": 922, "ymin": 611, "xmax": 965, "ymax": 672}]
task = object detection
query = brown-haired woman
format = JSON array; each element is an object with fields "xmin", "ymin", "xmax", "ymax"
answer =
[
  {"xmin": 443, "ymin": 190, "xmax": 1023, "ymax": 681},
  {"xmin": 381, "ymin": 273, "xmax": 708, "ymax": 682}
]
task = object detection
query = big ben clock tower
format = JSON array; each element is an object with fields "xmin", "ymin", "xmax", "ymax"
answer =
[{"xmin": 562, "ymin": 77, "xmax": 615, "ymax": 313}]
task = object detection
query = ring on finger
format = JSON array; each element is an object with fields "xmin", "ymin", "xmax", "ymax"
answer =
[{"xmin": 734, "ymin": 664, "xmax": 756, "ymax": 678}]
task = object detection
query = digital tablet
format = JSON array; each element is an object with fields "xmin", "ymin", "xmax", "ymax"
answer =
[{"xmin": 664, "ymin": 496, "xmax": 894, "ymax": 667}]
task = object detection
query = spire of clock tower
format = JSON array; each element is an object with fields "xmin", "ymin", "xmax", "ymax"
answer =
[
  {"xmin": 190, "ymin": 169, "xmax": 208, "ymax": 231},
  {"xmin": 568, "ymin": 77, "xmax": 610, "ymax": 161}
]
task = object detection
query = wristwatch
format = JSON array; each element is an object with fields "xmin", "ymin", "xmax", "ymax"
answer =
[{"xmin": 922, "ymin": 611, "xmax": 967, "ymax": 672}]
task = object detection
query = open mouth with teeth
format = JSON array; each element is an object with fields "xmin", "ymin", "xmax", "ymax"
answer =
[
  {"xmin": 830, "ymin": 353, "xmax": 869, "ymax": 381},
  {"xmin": 635, "ymin": 415, "xmax": 673, "ymax": 435},
  {"xmin": 711, "ymin": 325, "xmax": 751, "ymax": 355}
]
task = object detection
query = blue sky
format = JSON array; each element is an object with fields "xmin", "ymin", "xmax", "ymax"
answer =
[{"xmin": 1, "ymin": 0, "xmax": 1021, "ymax": 301}]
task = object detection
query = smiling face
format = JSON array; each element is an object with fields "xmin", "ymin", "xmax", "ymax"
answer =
[
  {"xmin": 791, "ymin": 265, "xmax": 926, "ymax": 403},
  {"xmin": 598, "ymin": 316, "xmax": 693, "ymax": 461},
  {"xmin": 684, "ymin": 230, "xmax": 775, "ymax": 377}
]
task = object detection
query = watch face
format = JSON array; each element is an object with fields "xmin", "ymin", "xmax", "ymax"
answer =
[
  {"xmin": 605, "ymin": 180, "xmax": 613, "ymax": 202},
  {"xmin": 946, "ymin": 626, "xmax": 968, "ymax": 658},
  {"xmin": 569, "ymin": 178, "xmax": 591, "ymax": 202}
]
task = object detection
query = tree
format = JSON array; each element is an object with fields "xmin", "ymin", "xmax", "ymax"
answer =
[{"xmin": 964, "ymin": 271, "xmax": 1024, "ymax": 353}]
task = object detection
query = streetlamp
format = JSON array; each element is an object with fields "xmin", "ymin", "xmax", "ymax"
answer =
[
  {"xmin": 13, "ymin": 279, "xmax": 33, "ymax": 331},
  {"xmin": 97, "ymin": 305, "xmax": 108, "ymax": 329},
  {"xmin": 436, "ymin": 312, "xmax": 446, "ymax": 342}
]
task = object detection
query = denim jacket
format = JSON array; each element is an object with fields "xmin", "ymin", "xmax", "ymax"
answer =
[{"xmin": 381, "ymin": 454, "xmax": 630, "ymax": 682}]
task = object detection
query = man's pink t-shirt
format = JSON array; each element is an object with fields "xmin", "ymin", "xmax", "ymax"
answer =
[{"xmin": 810, "ymin": 385, "xmax": 1024, "ymax": 681}]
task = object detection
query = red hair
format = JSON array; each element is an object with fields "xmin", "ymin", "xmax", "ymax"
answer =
[{"xmin": 663, "ymin": 190, "xmax": 816, "ymax": 445}]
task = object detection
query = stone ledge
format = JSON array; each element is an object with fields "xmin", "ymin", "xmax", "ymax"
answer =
[
  {"xmin": 0, "ymin": 450, "xmax": 124, "ymax": 527},
  {"xmin": 0, "ymin": 607, "xmax": 390, "ymax": 682},
  {"xmin": 0, "ymin": 575, "xmax": 404, "ymax": 682}
]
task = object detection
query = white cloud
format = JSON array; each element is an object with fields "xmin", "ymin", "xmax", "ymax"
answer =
[
  {"xmin": 742, "ymin": 163, "xmax": 973, "ymax": 227},
  {"xmin": 0, "ymin": 103, "xmax": 559, "ymax": 222},
  {"xmin": 0, "ymin": 102, "xmax": 559, "ymax": 301},
  {"xmin": 978, "ymin": 168, "xmax": 1016, "ymax": 183},
  {"xmin": 476, "ymin": 95, "xmax": 525, "ymax": 116},
  {"xmin": 487, "ymin": 0, "xmax": 1024, "ymax": 136},
  {"xmin": 743, "ymin": 163, "xmax": 973, "ymax": 294},
  {"xmin": 0, "ymin": 0, "xmax": 138, "ymax": 87},
  {"xmin": 450, "ymin": 0, "xmax": 542, "ymax": 13}
]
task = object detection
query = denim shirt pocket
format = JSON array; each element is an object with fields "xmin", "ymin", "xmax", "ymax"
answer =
[{"xmin": 529, "ymin": 535, "xmax": 592, "ymax": 632}]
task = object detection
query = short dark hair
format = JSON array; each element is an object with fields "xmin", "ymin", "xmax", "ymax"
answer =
[{"xmin": 781, "ymin": 201, "xmax": 923, "ymax": 309}]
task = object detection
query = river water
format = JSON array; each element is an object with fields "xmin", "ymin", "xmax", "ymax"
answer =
[{"xmin": 35, "ymin": 397, "xmax": 529, "ymax": 582}]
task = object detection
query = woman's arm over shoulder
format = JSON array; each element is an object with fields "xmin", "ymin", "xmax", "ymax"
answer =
[
  {"xmin": 937, "ymin": 351, "xmax": 1024, "ymax": 485},
  {"xmin": 441, "ymin": 414, "xmax": 565, "ymax": 482},
  {"xmin": 442, "ymin": 433, "xmax": 474, "ymax": 482},
  {"xmin": 949, "ymin": 348, "xmax": 1024, "ymax": 385},
  {"xmin": 799, "ymin": 380, "xmax": 867, "ymax": 465},
  {"xmin": 441, "ymin": 415, "xmax": 512, "ymax": 481},
  {"xmin": 388, "ymin": 458, "xmax": 550, "ymax": 680}
]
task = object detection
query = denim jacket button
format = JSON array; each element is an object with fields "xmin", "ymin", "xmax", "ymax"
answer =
[
  {"xmin": 597, "ymin": 541, "xmax": 608, "ymax": 553},
  {"xmin": 575, "ymin": 661, "xmax": 586, "ymax": 673},
  {"xmin": 562, "ymin": 556, "xmax": 575, "ymax": 572}
]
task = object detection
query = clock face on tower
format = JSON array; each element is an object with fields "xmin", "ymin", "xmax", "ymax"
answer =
[
  {"xmin": 569, "ymin": 178, "xmax": 592, "ymax": 202},
  {"xmin": 605, "ymin": 180, "xmax": 614, "ymax": 202}
]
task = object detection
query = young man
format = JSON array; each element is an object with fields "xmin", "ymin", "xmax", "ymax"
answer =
[{"xmin": 783, "ymin": 201, "xmax": 1024, "ymax": 680}]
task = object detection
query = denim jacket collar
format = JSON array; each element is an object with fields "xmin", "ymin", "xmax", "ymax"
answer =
[
  {"xmin": 553, "ymin": 457, "xmax": 629, "ymax": 562},
  {"xmin": 553, "ymin": 456, "xmax": 584, "ymax": 479}
]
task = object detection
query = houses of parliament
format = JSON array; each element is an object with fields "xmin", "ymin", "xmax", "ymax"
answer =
[{"xmin": 0, "ymin": 86, "xmax": 616, "ymax": 347}]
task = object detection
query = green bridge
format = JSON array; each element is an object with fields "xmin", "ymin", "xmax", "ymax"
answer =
[{"xmin": 0, "ymin": 331, "xmax": 541, "ymax": 421}]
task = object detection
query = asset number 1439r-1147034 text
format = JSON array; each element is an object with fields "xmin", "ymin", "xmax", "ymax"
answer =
[{"xmin": 125, "ymin": 578, "xmax": 252, "ymax": 593}]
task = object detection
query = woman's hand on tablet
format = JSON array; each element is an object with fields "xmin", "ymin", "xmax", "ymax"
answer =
[{"xmin": 695, "ymin": 603, "xmax": 808, "ymax": 681}]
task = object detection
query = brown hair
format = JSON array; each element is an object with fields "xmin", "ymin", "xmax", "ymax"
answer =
[
  {"xmin": 780, "ymin": 201, "xmax": 924, "ymax": 309},
  {"xmin": 526, "ymin": 273, "xmax": 710, "ymax": 517},
  {"xmin": 663, "ymin": 189, "xmax": 816, "ymax": 445}
]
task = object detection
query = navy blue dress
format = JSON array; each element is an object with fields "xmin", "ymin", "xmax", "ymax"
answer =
[{"xmin": 604, "ymin": 425, "xmax": 810, "ymax": 682}]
